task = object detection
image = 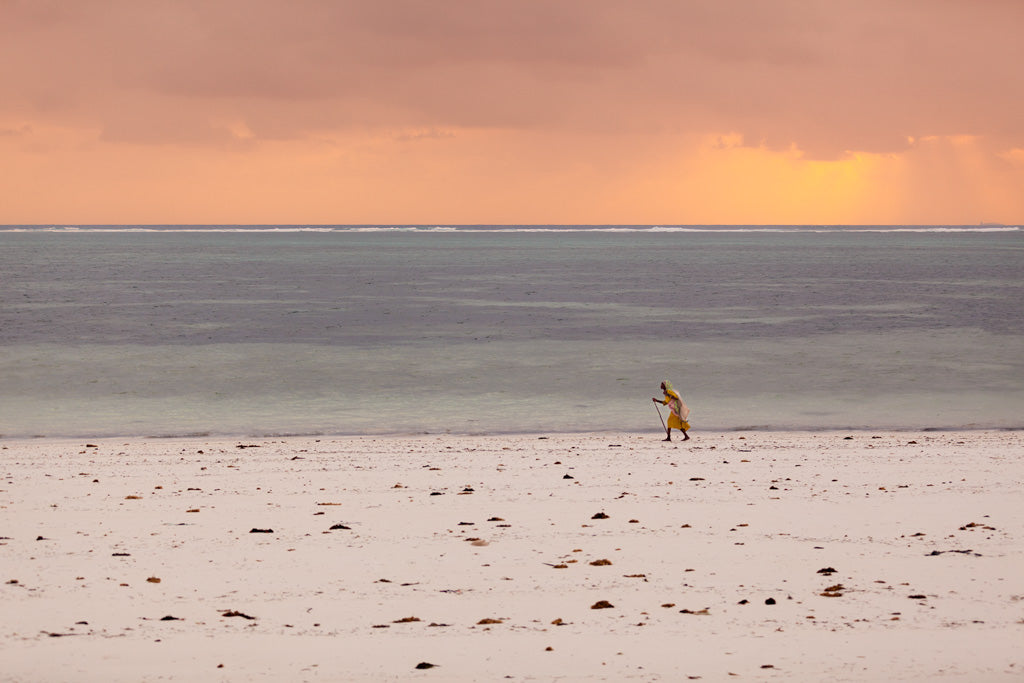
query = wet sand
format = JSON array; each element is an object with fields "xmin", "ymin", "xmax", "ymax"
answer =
[{"xmin": 2, "ymin": 430, "xmax": 1022, "ymax": 681}]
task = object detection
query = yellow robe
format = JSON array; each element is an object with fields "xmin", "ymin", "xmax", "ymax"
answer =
[{"xmin": 660, "ymin": 390, "xmax": 691, "ymax": 431}]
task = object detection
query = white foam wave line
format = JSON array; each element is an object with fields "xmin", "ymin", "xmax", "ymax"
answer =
[{"xmin": 342, "ymin": 226, "xmax": 1022, "ymax": 233}]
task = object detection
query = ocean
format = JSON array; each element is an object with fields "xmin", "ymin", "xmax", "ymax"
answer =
[{"xmin": 1, "ymin": 225, "xmax": 1021, "ymax": 438}]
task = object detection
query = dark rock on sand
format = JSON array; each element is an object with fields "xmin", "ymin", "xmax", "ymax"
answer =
[{"xmin": 222, "ymin": 610, "xmax": 256, "ymax": 619}]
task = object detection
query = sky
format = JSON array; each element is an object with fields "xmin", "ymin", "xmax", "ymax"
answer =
[{"xmin": 1, "ymin": 0, "xmax": 1022, "ymax": 225}]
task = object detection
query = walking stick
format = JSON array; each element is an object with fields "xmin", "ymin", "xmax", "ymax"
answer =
[{"xmin": 653, "ymin": 401, "xmax": 669, "ymax": 437}]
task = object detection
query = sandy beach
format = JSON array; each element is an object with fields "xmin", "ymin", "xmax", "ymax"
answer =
[{"xmin": 2, "ymin": 430, "xmax": 1022, "ymax": 681}]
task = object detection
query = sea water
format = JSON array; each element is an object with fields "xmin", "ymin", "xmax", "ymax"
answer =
[{"xmin": 1, "ymin": 225, "xmax": 1022, "ymax": 438}]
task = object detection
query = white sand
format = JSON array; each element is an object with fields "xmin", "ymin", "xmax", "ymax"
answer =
[{"xmin": 2, "ymin": 430, "xmax": 1022, "ymax": 681}]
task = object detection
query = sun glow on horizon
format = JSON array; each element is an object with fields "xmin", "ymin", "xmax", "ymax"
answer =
[{"xmin": 1, "ymin": 123, "xmax": 1022, "ymax": 224}]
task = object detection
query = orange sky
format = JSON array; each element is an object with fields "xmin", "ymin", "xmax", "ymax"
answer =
[{"xmin": 1, "ymin": 0, "xmax": 1022, "ymax": 224}]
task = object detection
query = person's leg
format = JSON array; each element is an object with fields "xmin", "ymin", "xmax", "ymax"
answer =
[
  {"xmin": 681, "ymin": 429, "xmax": 690, "ymax": 441},
  {"xmin": 663, "ymin": 428, "xmax": 672, "ymax": 442}
]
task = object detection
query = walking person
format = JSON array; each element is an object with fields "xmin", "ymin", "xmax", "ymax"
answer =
[{"xmin": 653, "ymin": 380, "xmax": 690, "ymax": 441}]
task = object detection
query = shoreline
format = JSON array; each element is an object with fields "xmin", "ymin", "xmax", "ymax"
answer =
[
  {"xmin": 4, "ymin": 423, "xmax": 1023, "ymax": 443},
  {"xmin": 2, "ymin": 430, "xmax": 1022, "ymax": 681}
]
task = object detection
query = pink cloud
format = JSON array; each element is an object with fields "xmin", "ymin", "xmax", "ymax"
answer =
[
  {"xmin": 1, "ymin": 1, "xmax": 1021, "ymax": 222},
  {"xmin": 2, "ymin": 1, "xmax": 1021, "ymax": 156}
]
